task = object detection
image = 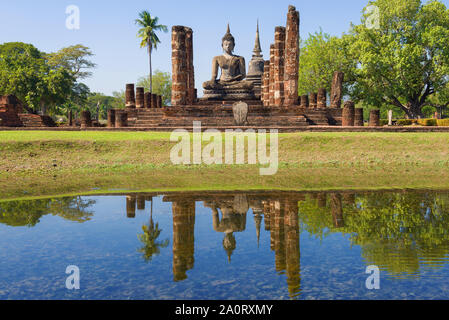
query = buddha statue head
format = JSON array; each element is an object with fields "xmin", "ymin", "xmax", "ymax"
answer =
[{"xmin": 222, "ymin": 24, "xmax": 235, "ymax": 55}]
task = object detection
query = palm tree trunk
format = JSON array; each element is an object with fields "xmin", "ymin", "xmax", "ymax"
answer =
[{"xmin": 148, "ymin": 43, "xmax": 153, "ymax": 93}]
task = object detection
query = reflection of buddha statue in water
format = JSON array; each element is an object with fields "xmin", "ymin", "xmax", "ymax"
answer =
[{"xmin": 202, "ymin": 25, "xmax": 255, "ymax": 101}]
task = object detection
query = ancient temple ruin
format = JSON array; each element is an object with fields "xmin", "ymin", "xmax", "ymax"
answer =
[{"xmin": 113, "ymin": 5, "xmax": 368, "ymax": 130}]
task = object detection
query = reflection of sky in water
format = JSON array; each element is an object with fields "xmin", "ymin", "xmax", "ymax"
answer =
[{"xmin": 0, "ymin": 192, "xmax": 449, "ymax": 300}]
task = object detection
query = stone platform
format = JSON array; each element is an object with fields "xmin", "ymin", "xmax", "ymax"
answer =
[{"xmin": 125, "ymin": 101, "xmax": 342, "ymax": 129}]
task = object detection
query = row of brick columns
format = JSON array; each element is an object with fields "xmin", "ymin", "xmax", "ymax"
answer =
[
  {"xmin": 342, "ymin": 102, "xmax": 380, "ymax": 127},
  {"xmin": 171, "ymin": 26, "xmax": 196, "ymax": 106},
  {"xmin": 125, "ymin": 84, "xmax": 163, "ymax": 109},
  {"xmin": 262, "ymin": 6, "xmax": 300, "ymax": 107}
]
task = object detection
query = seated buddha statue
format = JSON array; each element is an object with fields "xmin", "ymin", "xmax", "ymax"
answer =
[{"xmin": 202, "ymin": 25, "xmax": 255, "ymax": 101}]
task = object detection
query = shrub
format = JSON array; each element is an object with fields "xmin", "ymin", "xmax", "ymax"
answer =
[
  {"xmin": 417, "ymin": 118, "xmax": 437, "ymax": 126},
  {"xmin": 437, "ymin": 119, "xmax": 449, "ymax": 127},
  {"xmin": 397, "ymin": 119, "xmax": 414, "ymax": 126},
  {"xmin": 380, "ymin": 119, "xmax": 389, "ymax": 126}
]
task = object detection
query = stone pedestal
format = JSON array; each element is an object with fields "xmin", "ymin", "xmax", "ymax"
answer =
[
  {"xmin": 273, "ymin": 27, "xmax": 286, "ymax": 106},
  {"xmin": 107, "ymin": 109, "xmax": 115, "ymax": 128},
  {"xmin": 135, "ymin": 87, "xmax": 145, "ymax": 108},
  {"xmin": 115, "ymin": 111, "xmax": 128, "ymax": 128},
  {"xmin": 172, "ymin": 26, "xmax": 188, "ymax": 106},
  {"xmin": 342, "ymin": 101, "xmax": 355, "ymax": 126},
  {"xmin": 80, "ymin": 110, "xmax": 92, "ymax": 128},
  {"xmin": 330, "ymin": 71, "xmax": 344, "ymax": 108},
  {"xmin": 284, "ymin": 5, "xmax": 300, "ymax": 106},
  {"xmin": 369, "ymin": 109, "xmax": 380, "ymax": 127},
  {"xmin": 354, "ymin": 108, "xmax": 364, "ymax": 126},
  {"xmin": 125, "ymin": 84, "xmax": 136, "ymax": 108},
  {"xmin": 317, "ymin": 88, "xmax": 327, "ymax": 108}
]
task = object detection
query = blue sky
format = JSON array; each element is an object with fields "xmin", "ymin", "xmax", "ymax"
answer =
[{"xmin": 1, "ymin": 0, "xmax": 448, "ymax": 96}]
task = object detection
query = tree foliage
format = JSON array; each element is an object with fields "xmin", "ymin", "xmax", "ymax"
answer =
[
  {"xmin": 135, "ymin": 11, "xmax": 168, "ymax": 92},
  {"xmin": 137, "ymin": 70, "xmax": 172, "ymax": 105}
]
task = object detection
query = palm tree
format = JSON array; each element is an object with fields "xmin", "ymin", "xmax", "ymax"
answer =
[
  {"xmin": 137, "ymin": 198, "xmax": 169, "ymax": 262},
  {"xmin": 135, "ymin": 11, "xmax": 168, "ymax": 93}
]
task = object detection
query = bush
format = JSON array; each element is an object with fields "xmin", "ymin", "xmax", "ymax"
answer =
[
  {"xmin": 417, "ymin": 118, "xmax": 437, "ymax": 126},
  {"xmin": 437, "ymin": 119, "xmax": 449, "ymax": 127},
  {"xmin": 380, "ymin": 119, "xmax": 389, "ymax": 126},
  {"xmin": 397, "ymin": 119, "xmax": 414, "ymax": 126}
]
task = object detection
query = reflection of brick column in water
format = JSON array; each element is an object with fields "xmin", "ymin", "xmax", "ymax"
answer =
[
  {"xmin": 284, "ymin": 199, "xmax": 301, "ymax": 298},
  {"xmin": 330, "ymin": 194, "xmax": 344, "ymax": 228},
  {"xmin": 263, "ymin": 201, "xmax": 271, "ymax": 231},
  {"xmin": 172, "ymin": 200, "xmax": 195, "ymax": 282},
  {"xmin": 342, "ymin": 193, "xmax": 356, "ymax": 205},
  {"xmin": 137, "ymin": 196, "xmax": 145, "ymax": 211},
  {"xmin": 272, "ymin": 201, "xmax": 286, "ymax": 272},
  {"xmin": 126, "ymin": 196, "xmax": 137, "ymax": 218},
  {"xmin": 317, "ymin": 193, "xmax": 327, "ymax": 208}
]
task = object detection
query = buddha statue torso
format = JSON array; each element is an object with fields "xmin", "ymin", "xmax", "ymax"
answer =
[{"xmin": 202, "ymin": 25, "xmax": 255, "ymax": 99}]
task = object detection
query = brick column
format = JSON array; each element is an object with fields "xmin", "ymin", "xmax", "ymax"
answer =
[
  {"xmin": 125, "ymin": 84, "xmax": 136, "ymax": 108},
  {"xmin": 171, "ymin": 26, "xmax": 188, "ymax": 106},
  {"xmin": 262, "ymin": 60, "xmax": 270, "ymax": 106},
  {"xmin": 317, "ymin": 88, "xmax": 327, "ymax": 108},
  {"xmin": 354, "ymin": 108, "xmax": 364, "ymax": 126},
  {"xmin": 185, "ymin": 27, "xmax": 195, "ymax": 105},
  {"xmin": 284, "ymin": 5, "xmax": 300, "ymax": 106},
  {"xmin": 157, "ymin": 95, "xmax": 162, "ymax": 108},
  {"xmin": 80, "ymin": 110, "xmax": 92, "ymax": 128},
  {"xmin": 274, "ymin": 27, "xmax": 286, "ymax": 106},
  {"xmin": 135, "ymin": 87, "xmax": 145, "ymax": 108},
  {"xmin": 107, "ymin": 109, "xmax": 115, "ymax": 128},
  {"xmin": 300, "ymin": 95, "xmax": 309, "ymax": 108},
  {"xmin": 269, "ymin": 44, "xmax": 275, "ymax": 106},
  {"xmin": 330, "ymin": 71, "xmax": 344, "ymax": 108},
  {"xmin": 342, "ymin": 101, "xmax": 355, "ymax": 126},
  {"xmin": 309, "ymin": 92, "xmax": 317, "ymax": 108},
  {"xmin": 144, "ymin": 92, "xmax": 152, "ymax": 108},
  {"xmin": 151, "ymin": 94, "xmax": 158, "ymax": 109},
  {"xmin": 369, "ymin": 109, "xmax": 380, "ymax": 127},
  {"xmin": 115, "ymin": 111, "xmax": 128, "ymax": 128}
]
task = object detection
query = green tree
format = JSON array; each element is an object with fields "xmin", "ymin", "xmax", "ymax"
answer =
[
  {"xmin": 0, "ymin": 42, "xmax": 74, "ymax": 114},
  {"xmin": 135, "ymin": 11, "xmax": 168, "ymax": 92},
  {"xmin": 137, "ymin": 70, "xmax": 172, "ymax": 105},
  {"xmin": 298, "ymin": 31, "xmax": 356, "ymax": 95},
  {"xmin": 86, "ymin": 92, "xmax": 123, "ymax": 120},
  {"xmin": 347, "ymin": 0, "xmax": 449, "ymax": 119}
]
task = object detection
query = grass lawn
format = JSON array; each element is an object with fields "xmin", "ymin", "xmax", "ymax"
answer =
[{"xmin": 1, "ymin": 130, "xmax": 449, "ymax": 200}]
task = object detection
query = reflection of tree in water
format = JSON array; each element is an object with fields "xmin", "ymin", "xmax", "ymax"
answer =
[
  {"xmin": 137, "ymin": 199, "xmax": 169, "ymax": 262},
  {"xmin": 298, "ymin": 191, "xmax": 449, "ymax": 278},
  {"xmin": 0, "ymin": 196, "xmax": 95, "ymax": 227}
]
